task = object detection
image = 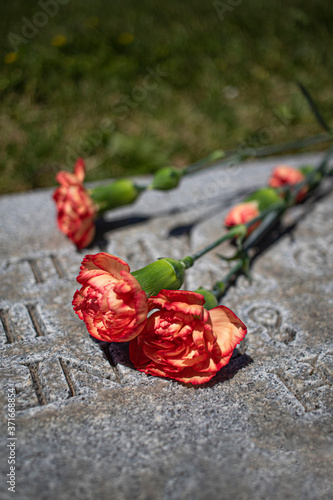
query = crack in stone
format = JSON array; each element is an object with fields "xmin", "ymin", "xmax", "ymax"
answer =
[
  {"xmin": 0, "ymin": 308, "xmax": 15, "ymax": 344},
  {"xmin": 27, "ymin": 259, "xmax": 44, "ymax": 284},
  {"xmin": 58, "ymin": 357, "xmax": 76, "ymax": 398},
  {"xmin": 275, "ymin": 372, "xmax": 307, "ymax": 412},
  {"xmin": 26, "ymin": 304, "xmax": 47, "ymax": 337},
  {"xmin": 50, "ymin": 255, "xmax": 66, "ymax": 279},
  {"xmin": 27, "ymin": 362, "xmax": 48, "ymax": 405},
  {"xmin": 308, "ymin": 355, "xmax": 319, "ymax": 376}
]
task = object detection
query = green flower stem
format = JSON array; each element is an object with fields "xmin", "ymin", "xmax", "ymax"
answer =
[
  {"xmin": 209, "ymin": 210, "xmax": 284, "ymax": 302},
  {"xmin": 249, "ymin": 134, "xmax": 332, "ymax": 158},
  {"xmin": 88, "ymin": 134, "xmax": 332, "ymax": 215},
  {"xmin": 297, "ymin": 82, "xmax": 332, "ymax": 135},
  {"xmin": 244, "ymin": 201, "xmax": 286, "ymax": 230},
  {"xmin": 212, "ymin": 259, "xmax": 245, "ymax": 299},
  {"xmin": 212, "ymin": 207, "xmax": 285, "ymax": 300},
  {"xmin": 149, "ymin": 133, "xmax": 332, "ymax": 190},
  {"xmin": 181, "ymin": 225, "xmax": 247, "ymax": 269},
  {"xmin": 243, "ymin": 209, "xmax": 283, "ymax": 252},
  {"xmin": 184, "ymin": 133, "xmax": 331, "ymax": 176},
  {"xmin": 183, "ymin": 149, "xmax": 225, "ymax": 175},
  {"xmin": 180, "ymin": 199, "xmax": 286, "ymax": 271}
]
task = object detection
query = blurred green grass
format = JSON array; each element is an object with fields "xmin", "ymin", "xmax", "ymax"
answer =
[{"xmin": 0, "ymin": 0, "xmax": 332, "ymax": 193}]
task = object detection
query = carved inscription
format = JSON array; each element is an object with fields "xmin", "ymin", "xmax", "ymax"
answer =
[
  {"xmin": 27, "ymin": 254, "xmax": 66, "ymax": 283},
  {"xmin": 248, "ymin": 305, "xmax": 297, "ymax": 345},
  {"xmin": 277, "ymin": 356, "xmax": 332, "ymax": 413},
  {"xmin": 4, "ymin": 353, "xmax": 119, "ymax": 411},
  {"xmin": 249, "ymin": 306, "xmax": 281, "ymax": 329},
  {"xmin": 292, "ymin": 235, "xmax": 333, "ymax": 277},
  {"xmin": 0, "ymin": 296, "xmax": 119, "ymax": 411},
  {"xmin": 0, "ymin": 302, "xmax": 47, "ymax": 343}
]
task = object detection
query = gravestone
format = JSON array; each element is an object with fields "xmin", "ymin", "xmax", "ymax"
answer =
[{"xmin": 0, "ymin": 153, "xmax": 332, "ymax": 500}]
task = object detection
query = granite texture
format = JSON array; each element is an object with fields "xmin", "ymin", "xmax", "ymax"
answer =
[{"xmin": 0, "ymin": 153, "xmax": 332, "ymax": 499}]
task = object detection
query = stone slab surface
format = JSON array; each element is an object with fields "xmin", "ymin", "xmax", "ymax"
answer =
[{"xmin": 0, "ymin": 153, "xmax": 332, "ymax": 499}]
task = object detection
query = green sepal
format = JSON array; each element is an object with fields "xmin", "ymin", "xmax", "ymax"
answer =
[
  {"xmin": 90, "ymin": 179, "xmax": 142, "ymax": 212},
  {"xmin": 245, "ymin": 187, "xmax": 281, "ymax": 211},
  {"xmin": 215, "ymin": 252, "xmax": 240, "ymax": 262},
  {"xmin": 241, "ymin": 256, "xmax": 252, "ymax": 283},
  {"xmin": 207, "ymin": 149, "xmax": 225, "ymax": 162},
  {"xmin": 151, "ymin": 167, "xmax": 184, "ymax": 191},
  {"xmin": 195, "ymin": 287, "xmax": 218, "ymax": 310},
  {"xmin": 132, "ymin": 258, "xmax": 186, "ymax": 297}
]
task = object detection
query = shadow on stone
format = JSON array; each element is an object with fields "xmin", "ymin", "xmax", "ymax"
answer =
[
  {"xmin": 83, "ymin": 184, "xmax": 258, "ymax": 248},
  {"xmin": 251, "ymin": 182, "xmax": 333, "ymax": 262},
  {"xmin": 94, "ymin": 336, "xmax": 253, "ymax": 388},
  {"xmin": 194, "ymin": 351, "xmax": 254, "ymax": 389},
  {"xmin": 94, "ymin": 339, "xmax": 136, "ymax": 369},
  {"xmin": 92, "ymin": 215, "xmax": 151, "ymax": 250},
  {"xmin": 168, "ymin": 187, "xmax": 258, "ymax": 238}
]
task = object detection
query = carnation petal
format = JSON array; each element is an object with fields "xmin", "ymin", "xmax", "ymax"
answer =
[
  {"xmin": 74, "ymin": 217, "xmax": 96, "ymax": 249},
  {"xmin": 149, "ymin": 289, "xmax": 205, "ymax": 316},
  {"xmin": 73, "ymin": 252, "xmax": 148, "ymax": 343},
  {"xmin": 163, "ymin": 366, "xmax": 217, "ymax": 384},
  {"xmin": 55, "ymin": 170, "xmax": 79, "ymax": 187},
  {"xmin": 74, "ymin": 158, "xmax": 86, "ymax": 183},
  {"xmin": 80, "ymin": 253, "xmax": 130, "ymax": 278},
  {"xmin": 209, "ymin": 306, "xmax": 247, "ymax": 357}
]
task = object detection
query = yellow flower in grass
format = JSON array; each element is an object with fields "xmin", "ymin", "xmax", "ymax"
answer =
[
  {"xmin": 4, "ymin": 52, "xmax": 18, "ymax": 64},
  {"xmin": 51, "ymin": 35, "xmax": 67, "ymax": 47},
  {"xmin": 117, "ymin": 32, "xmax": 134, "ymax": 45}
]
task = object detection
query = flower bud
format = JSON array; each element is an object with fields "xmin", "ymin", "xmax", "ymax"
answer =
[
  {"xmin": 195, "ymin": 287, "xmax": 218, "ymax": 310},
  {"xmin": 150, "ymin": 167, "xmax": 184, "ymax": 190},
  {"xmin": 207, "ymin": 149, "xmax": 225, "ymax": 162},
  {"xmin": 245, "ymin": 187, "xmax": 281, "ymax": 211},
  {"xmin": 90, "ymin": 179, "xmax": 142, "ymax": 212},
  {"xmin": 132, "ymin": 258, "xmax": 186, "ymax": 297}
]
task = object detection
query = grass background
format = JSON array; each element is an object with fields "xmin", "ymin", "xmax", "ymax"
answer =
[{"xmin": 0, "ymin": 0, "xmax": 332, "ymax": 194}]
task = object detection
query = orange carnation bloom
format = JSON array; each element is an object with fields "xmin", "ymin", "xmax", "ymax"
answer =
[
  {"xmin": 72, "ymin": 253, "xmax": 148, "ymax": 342},
  {"xmin": 53, "ymin": 158, "xmax": 97, "ymax": 249},
  {"xmin": 224, "ymin": 201, "xmax": 260, "ymax": 235},
  {"xmin": 269, "ymin": 164, "xmax": 306, "ymax": 201},
  {"xmin": 129, "ymin": 289, "xmax": 247, "ymax": 385}
]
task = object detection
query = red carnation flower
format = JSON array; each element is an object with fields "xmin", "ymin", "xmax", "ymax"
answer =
[
  {"xmin": 130, "ymin": 289, "xmax": 247, "ymax": 385},
  {"xmin": 53, "ymin": 158, "xmax": 97, "ymax": 249},
  {"xmin": 269, "ymin": 164, "xmax": 307, "ymax": 202},
  {"xmin": 224, "ymin": 201, "xmax": 260, "ymax": 235},
  {"xmin": 73, "ymin": 253, "xmax": 148, "ymax": 342}
]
